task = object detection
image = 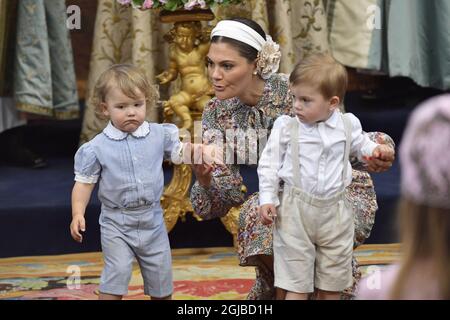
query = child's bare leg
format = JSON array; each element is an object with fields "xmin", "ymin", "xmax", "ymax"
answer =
[
  {"xmin": 285, "ymin": 291, "xmax": 309, "ymax": 300},
  {"xmin": 259, "ymin": 255, "xmax": 290, "ymax": 300},
  {"xmin": 276, "ymin": 288, "xmax": 287, "ymax": 300},
  {"xmin": 99, "ymin": 292, "xmax": 122, "ymax": 300},
  {"xmin": 151, "ymin": 295, "xmax": 172, "ymax": 300},
  {"xmin": 316, "ymin": 289, "xmax": 341, "ymax": 300}
]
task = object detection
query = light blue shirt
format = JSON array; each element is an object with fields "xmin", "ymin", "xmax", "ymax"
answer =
[{"xmin": 74, "ymin": 121, "xmax": 181, "ymax": 209}]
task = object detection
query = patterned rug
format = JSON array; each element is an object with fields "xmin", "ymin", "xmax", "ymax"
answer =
[{"xmin": 0, "ymin": 244, "xmax": 400, "ymax": 300}]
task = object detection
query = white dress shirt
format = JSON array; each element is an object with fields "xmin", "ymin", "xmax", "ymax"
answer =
[{"xmin": 258, "ymin": 111, "xmax": 378, "ymax": 206}]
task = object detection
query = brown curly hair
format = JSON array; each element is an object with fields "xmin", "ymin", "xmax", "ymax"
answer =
[{"xmin": 91, "ymin": 64, "xmax": 157, "ymax": 119}]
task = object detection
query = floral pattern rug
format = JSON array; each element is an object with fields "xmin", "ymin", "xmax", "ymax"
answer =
[{"xmin": 0, "ymin": 244, "xmax": 400, "ymax": 300}]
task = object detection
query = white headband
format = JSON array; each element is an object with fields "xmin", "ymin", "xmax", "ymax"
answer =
[{"xmin": 210, "ymin": 20, "xmax": 266, "ymax": 51}]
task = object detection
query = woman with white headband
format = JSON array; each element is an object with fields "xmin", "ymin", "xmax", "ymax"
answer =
[{"xmin": 190, "ymin": 18, "xmax": 396, "ymax": 299}]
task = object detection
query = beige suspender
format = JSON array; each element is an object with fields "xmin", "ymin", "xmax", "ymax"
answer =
[
  {"xmin": 289, "ymin": 113, "xmax": 352, "ymax": 190},
  {"xmin": 290, "ymin": 117, "xmax": 300, "ymax": 188},
  {"xmin": 341, "ymin": 113, "xmax": 352, "ymax": 185}
]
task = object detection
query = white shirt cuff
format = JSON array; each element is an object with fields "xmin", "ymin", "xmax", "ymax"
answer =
[
  {"xmin": 74, "ymin": 174, "xmax": 98, "ymax": 184},
  {"xmin": 259, "ymin": 192, "xmax": 279, "ymax": 207},
  {"xmin": 361, "ymin": 141, "xmax": 379, "ymax": 158},
  {"xmin": 170, "ymin": 143, "xmax": 184, "ymax": 165}
]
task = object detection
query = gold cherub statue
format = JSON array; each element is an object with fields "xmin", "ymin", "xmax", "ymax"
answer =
[{"xmin": 157, "ymin": 21, "xmax": 214, "ymax": 130}]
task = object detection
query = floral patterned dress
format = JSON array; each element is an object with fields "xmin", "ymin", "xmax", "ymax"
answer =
[{"xmin": 190, "ymin": 73, "xmax": 394, "ymax": 299}]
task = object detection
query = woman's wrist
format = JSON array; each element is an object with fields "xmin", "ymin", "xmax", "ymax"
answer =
[{"xmin": 198, "ymin": 177, "xmax": 212, "ymax": 188}]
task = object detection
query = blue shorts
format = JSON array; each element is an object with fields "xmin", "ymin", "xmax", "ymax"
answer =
[{"xmin": 99, "ymin": 204, "xmax": 173, "ymax": 297}]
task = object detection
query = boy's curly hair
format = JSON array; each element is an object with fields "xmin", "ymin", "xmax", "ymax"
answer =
[{"xmin": 91, "ymin": 64, "xmax": 158, "ymax": 119}]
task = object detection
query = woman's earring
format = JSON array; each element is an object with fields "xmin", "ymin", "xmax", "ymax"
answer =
[{"xmin": 253, "ymin": 71, "xmax": 258, "ymax": 75}]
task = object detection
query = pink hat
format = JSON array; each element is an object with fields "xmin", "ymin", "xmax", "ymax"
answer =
[{"xmin": 400, "ymin": 94, "xmax": 450, "ymax": 209}]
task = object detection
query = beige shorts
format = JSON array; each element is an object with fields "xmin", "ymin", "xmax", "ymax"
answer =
[{"xmin": 273, "ymin": 185, "xmax": 354, "ymax": 294}]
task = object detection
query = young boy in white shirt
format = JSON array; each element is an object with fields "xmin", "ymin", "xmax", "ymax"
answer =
[{"xmin": 257, "ymin": 53, "xmax": 393, "ymax": 300}]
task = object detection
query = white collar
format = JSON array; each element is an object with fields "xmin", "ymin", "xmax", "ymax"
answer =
[
  {"xmin": 297, "ymin": 110, "xmax": 339, "ymax": 131},
  {"xmin": 322, "ymin": 110, "xmax": 339, "ymax": 129},
  {"xmin": 103, "ymin": 121, "xmax": 150, "ymax": 141}
]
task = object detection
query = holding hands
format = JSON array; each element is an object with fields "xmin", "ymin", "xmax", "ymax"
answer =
[
  {"xmin": 188, "ymin": 143, "xmax": 224, "ymax": 188},
  {"xmin": 363, "ymin": 143, "xmax": 395, "ymax": 173},
  {"xmin": 259, "ymin": 204, "xmax": 277, "ymax": 225}
]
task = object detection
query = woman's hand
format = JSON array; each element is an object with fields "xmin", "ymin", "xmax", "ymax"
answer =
[
  {"xmin": 190, "ymin": 143, "xmax": 212, "ymax": 187},
  {"xmin": 190, "ymin": 143, "xmax": 224, "ymax": 188},
  {"xmin": 259, "ymin": 204, "xmax": 277, "ymax": 225},
  {"xmin": 186, "ymin": 143, "xmax": 223, "ymax": 165},
  {"xmin": 363, "ymin": 144, "xmax": 395, "ymax": 173},
  {"xmin": 192, "ymin": 163, "xmax": 214, "ymax": 188},
  {"xmin": 201, "ymin": 144, "xmax": 224, "ymax": 166}
]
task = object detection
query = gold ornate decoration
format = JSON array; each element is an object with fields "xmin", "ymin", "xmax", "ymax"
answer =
[
  {"xmin": 161, "ymin": 163, "xmax": 194, "ymax": 231},
  {"xmin": 160, "ymin": 9, "xmax": 214, "ymax": 233},
  {"xmin": 159, "ymin": 9, "xmax": 241, "ymax": 245},
  {"xmin": 221, "ymin": 206, "xmax": 240, "ymax": 247},
  {"xmin": 220, "ymin": 185, "xmax": 246, "ymax": 246},
  {"xmin": 156, "ymin": 10, "xmax": 215, "ymax": 131},
  {"xmin": 159, "ymin": 8, "xmax": 215, "ymax": 23}
]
